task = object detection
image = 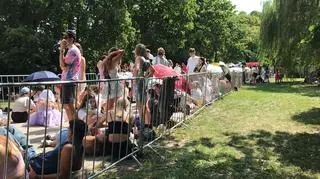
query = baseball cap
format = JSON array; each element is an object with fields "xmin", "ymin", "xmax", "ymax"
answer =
[{"xmin": 20, "ymin": 87, "xmax": 30, "ymax": 94}]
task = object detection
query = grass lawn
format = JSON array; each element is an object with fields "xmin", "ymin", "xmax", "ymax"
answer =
[
  {"xmin": 99, "ymin": 82, "xmax": 320, "ymax": 179},
  {"xmin": 0, "ymin": 101, "xmax": 8, "ymax": 109}
]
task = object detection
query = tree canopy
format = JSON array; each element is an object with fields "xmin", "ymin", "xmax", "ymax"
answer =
[
  {"xmin": 260, "ymin": 0, "xmax": 320, "ymax": 76},
  {"xmin": 0, "ymin": 0, "xmax": 260, "ymax": 74}
]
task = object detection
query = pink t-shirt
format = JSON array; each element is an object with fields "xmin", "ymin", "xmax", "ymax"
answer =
[{"xmin": 61, "ymin": 45, "xmax": 81, "ymax": 81}]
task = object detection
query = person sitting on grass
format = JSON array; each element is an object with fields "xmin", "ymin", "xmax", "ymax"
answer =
[
  {"xmin": 83, "ymin": 98, "xmax": 132, "ymax": 159},
  {"xmin": 37, "ymin": 91, "xmax": 104, "ymax": 148},
  {"xmin": 0, "ymin": 126, "xmax": 37, "ymax": 160},
  {"xmin": 28, "ymin": 89, "xmax": 62, "ymax": 127},
  {"xmin": 41, "ymin": 98, "xmax": 132, "ymax": 159},
  {"xmin": 11, "ymin": 87, "xmax": 36, "ymax": 123},
  {"xmin": 77, "ymin": 91, "xmax": 104, "ymax": 135},
  {"xmin": 219, "ymin": 77, "xmax": 232, "ymax": 94},
  {"xmin": 29, "ymin": 119, "xmax": 87, "ymax": 179},
  {"xmin": 176, "ymin": 90, "xmax": 199, "ymax": 115},
  {"xmin": 32, "ymin": 86, "xmax": 45, "ymax": 104}
]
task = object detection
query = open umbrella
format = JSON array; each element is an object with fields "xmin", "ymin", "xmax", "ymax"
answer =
[
  {"xmin": 152, "ymin": 64, "xmax": 189, "ymax": 92},
  {"xmin": 153, "ymin": 64, "xmax": 178, "ymax": 77},
  {"xmin": 24, "ymin": 71, "xmax": 60, "ymax": 82}
]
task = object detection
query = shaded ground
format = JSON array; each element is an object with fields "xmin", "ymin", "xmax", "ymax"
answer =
[{"xmin": 98, "ymin": 82, "xmax": 320, "ymax": 178}]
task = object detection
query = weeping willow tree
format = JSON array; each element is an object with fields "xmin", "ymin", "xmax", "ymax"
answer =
[{"xmin": 260, "ymin": 0, "xmax": 320, "ymax": 76}]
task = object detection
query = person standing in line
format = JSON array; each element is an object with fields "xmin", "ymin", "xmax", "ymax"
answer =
[
  {"xmin": 219, "ymin": 61, "xmax": 231, "ymax": 82},
  {"xmin": 133, "ymin": 44, "xmax": 154, "ymax": 127},
  {"xmin": 59, "ymin": 30, "xmax": 81, "ymax": 121},
  {"xmin": 194, "ymin": 57, "xmax": 207, "ymax": 73},
  {"xmin": 173, "ymin": 63, "xmax": 182, "ymax": 74},
  {"xmin": 167, "ymin": 59, "xmax": 174, "ymax": 69},
  {"xmin": 146, "ymin": 49, "xmax": 154, "ymax": 62},
  {"xmin": 152, "ymin": 47, "xmax": 169, "ymax": 66},
  {"xmin": 187, "ymin": 48, "xmax": 200, "ymax": 73},
  {"xmin": 97, "ymin": 48, "xmax": 125, "ymax": 113},
  {"xmin": 181, "ymin": 62, "xmax": 188, "ymax": 74},
  {"xmin": 75, "ymin": 43, "xmax": 87, "ymax": 107}
]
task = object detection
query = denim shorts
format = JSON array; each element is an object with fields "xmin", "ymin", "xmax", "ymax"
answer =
[{"xmin": 55, "ymin": 128, "xmax": 69, "ymax": 148}]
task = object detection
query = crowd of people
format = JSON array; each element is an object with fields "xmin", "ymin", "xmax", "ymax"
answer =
[
  {"xmin": 243, "ymin": 66, "xmax": 270, "ymax": 85},
  {"xmin": 0, "ymin": 30, "xmax": 236, "ymax": 178}
]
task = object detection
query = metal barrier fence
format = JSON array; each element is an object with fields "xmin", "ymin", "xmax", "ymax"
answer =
[
  {"xmin": 0, "ymin": 71, "xmax": 242, "ymax": 179},
  {"xmin": 0, "ymin": 73, "xmax": 97, "ymax": 102}
]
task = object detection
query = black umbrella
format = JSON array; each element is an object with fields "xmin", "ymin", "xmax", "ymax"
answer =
[{"xmin": 24, "ymin": 71, "xmax": 60, "ymax": 82}]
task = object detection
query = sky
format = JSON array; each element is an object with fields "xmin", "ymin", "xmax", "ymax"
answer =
[{"xmin": 230, "ymin": 0, "xmax": 265, "ymax": 13}]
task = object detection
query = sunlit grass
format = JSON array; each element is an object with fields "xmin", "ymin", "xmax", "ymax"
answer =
[
  {"xmin": 0, "ymin": 101, "xmax": 8, "ymax": 109},
  {"xmin": 83, "ymin": 82, "xmax": 320, "ymax": 178}
]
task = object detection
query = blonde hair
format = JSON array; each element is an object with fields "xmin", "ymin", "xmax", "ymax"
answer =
[
  {"xmin": 116, "ymin": 98, "xmax": 129, "ymax": 112},
  {"xmin": 0, "ymin": 136, "xmax": 22, "ymax": 171}
]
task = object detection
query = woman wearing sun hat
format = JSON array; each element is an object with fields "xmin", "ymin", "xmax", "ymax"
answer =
[{"xmin": 11, "ymin": 87, "xmax": 36, "ymax": 123}]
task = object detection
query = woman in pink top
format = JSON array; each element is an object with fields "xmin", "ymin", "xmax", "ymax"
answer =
[{"xmin": 59, "ymin": 30, "xmax": 81, "ymax": 121}]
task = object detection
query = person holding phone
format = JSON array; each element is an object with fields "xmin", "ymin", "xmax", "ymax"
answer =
[{"xmin": 59, "ymin": 30, "xmax": 81, "ymax": 121}]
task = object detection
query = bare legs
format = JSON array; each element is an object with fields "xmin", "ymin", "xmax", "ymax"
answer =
[{"xmin": 64, "ymin": 104, "xmax": 75, "ymax": 121}]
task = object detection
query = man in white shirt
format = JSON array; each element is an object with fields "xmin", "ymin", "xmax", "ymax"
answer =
[{"xmin": 187, "ymin": 48, "xmax": 199, "ymax": 73}]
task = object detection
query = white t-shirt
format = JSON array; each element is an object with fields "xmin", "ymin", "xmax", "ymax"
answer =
[
  {"xmin": 152, "ymin": 56, "xmax": 169, "ymax": 66},
  {"xmin": 187, "ymin": 56, "xmax": 199, "ymax": 73},
  {"xmin": 173, "ymin": 66, "xmax": 182, "ymax": 74},
  {"xmin": 12, "ymin": 96, "xmax": 35, "ymax": 112}
]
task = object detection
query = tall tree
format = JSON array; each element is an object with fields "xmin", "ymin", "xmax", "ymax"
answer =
[
  {"xmin": 260, "ymin": 0, "xmax": 320, "ymax": 75},
  {"xmin": 131, "ymin": 0, "xmax": 198, "ymax": 61}
]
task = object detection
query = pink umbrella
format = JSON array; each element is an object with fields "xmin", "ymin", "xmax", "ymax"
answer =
[{"xmin": 152, "ymin": 64, "xmax": 190, "ymax": 92}]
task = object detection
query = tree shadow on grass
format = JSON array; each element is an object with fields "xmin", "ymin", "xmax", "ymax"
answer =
[
  {"xmin": 245, "ymin": 82, "xmax": 320, "ymax": 97},
  {"xmin": 184, "ymin": 137, "xmax": 215, "ymax": 148},
  {"xmin": 111, "ymin": 131, "xmax": 317, "ymax": 179},
  {"xmin": 227, "ymin": 130, "xmax": 320, "ymax": 173},
  {"xmin": 292, "ymin": 108, "xmax": 320, "ymax": 125}
]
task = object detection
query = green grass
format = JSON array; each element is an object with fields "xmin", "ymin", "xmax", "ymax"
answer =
[
  {"xmin": 99, "ymin": 82, "xmax": 320, "ymax": 178},
  {"xmin": 0, "ymin": 101, "xmax": 8, "ymax": 109}
]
